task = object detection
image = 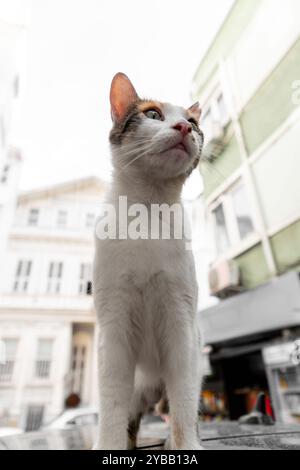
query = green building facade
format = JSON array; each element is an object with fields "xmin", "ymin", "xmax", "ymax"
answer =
[{"xmin": 193, "ymin": 0, "xmax": 300, "ymax": 423}]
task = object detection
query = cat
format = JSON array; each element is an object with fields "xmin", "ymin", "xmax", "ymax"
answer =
[{"xmin": 93, "ymin": 73, "xmax": 204, "ymax": 450}]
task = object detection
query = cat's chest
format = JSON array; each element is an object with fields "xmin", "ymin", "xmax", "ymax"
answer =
[
  {"xmin": 126, "ymin": 238, "xmax": 184, "ymax": 272},
  {"xmin": 96, "ymin": 236, "xmax": 193, "ymax": 285}
]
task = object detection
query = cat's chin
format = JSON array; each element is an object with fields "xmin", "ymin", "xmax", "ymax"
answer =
[
  {"xmin": 161, "ymin": 147, "xmax": 189, "ymax": 161},
  {"xmin": 152, "ymin": 148, "xmax": 194, "ymax": 178}
]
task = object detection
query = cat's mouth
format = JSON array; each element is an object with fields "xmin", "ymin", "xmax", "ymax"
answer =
[{"xmin": 173, "ymin": 142, "xmax": 187, "ymax": 152}]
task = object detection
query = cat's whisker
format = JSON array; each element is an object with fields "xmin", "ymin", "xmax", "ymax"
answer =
[
  {"xmin": 121, "ymin": 142, "xmax": 157, "ymax": 170},
  {"xmin": 117, "ymin": 141, "xmax": 154, "ymax": 158},
  {"xmin": 118, "ymin": 145, "xmax": 153, "ymax": 161},
  {"xmin": 122, "ymin": 153, "xmax": 147, "ymax": 170},
  {"xmin": 117, "ymin": 139, "xmax": 154, "ymax": 156}
]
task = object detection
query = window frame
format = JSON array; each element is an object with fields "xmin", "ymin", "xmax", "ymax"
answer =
[
  {"xmin": 57, "ymin": 210, "xmax": 68, "ymax": 228},
  {"xmin": 34, "ymin": 338, "xmax": 54, "ymax": 380},
  {"xmin": 231, "ymin": 181, "xmax": 255, "ymax": 241},
  {"xmin": 200, "ymin": 86, "xmax": 231, "ymax": 143},
  {"xmin": 0, "ymin": 338, "xmax": 19, "ymax": 383},
  {"xmin": 209, "ymin": 178, "xmax": 257, "ymax": 260},
  {"xmin": 28, "ymin": 208, "xmax": 40, "ymax": 227},
  {"xmin": 13, "ymin": 260, "xmax": 32, "ymax": 293},
  {"xmin": 78, "ymin": 263, "xmax": 92, "ymax": 295},
  {"xmin": 25, "ymin": 404, "xmax": 45, "ymax": 432},
  {"xmin": 1, "ymin": 164, "xmax": 10, "ymax": 184},
  {"xmin": 46, "ymin": 261, "xmax": 63, "ymax": 294},
  {"xmin": 85, "ymin": 212, "xmax": 95, "ymax": 228},
  {"xmin": 210, "ymin": 200, "xmax": 230, "ymax": 256}
]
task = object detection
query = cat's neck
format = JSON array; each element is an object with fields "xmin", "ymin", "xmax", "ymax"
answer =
[{"xmin": 111, "ymin": 168, "xmax": 185, "ymax": 206}]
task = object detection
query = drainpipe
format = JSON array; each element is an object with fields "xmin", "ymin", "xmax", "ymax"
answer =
[{"xmin": 219, "ymin": 59, "xmax": 277, "ymax": 277}]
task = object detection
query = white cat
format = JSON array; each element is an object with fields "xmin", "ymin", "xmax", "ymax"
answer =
[{"xmin": 93, "ymin": 73, "xmax": 204, "ymax": 450}]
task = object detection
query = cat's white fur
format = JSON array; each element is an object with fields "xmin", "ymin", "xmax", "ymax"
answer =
[{"xmin": 93, "ymin": 74, "xmax": 203, "ymax": 450}]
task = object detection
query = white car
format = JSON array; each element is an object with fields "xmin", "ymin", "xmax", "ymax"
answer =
[
  {"xmin": 44, "ymin": 407, "xmax": 98, "ymax": 430},
  {"xmin": 0, "ymin": 427, "xmax": 23, "ymax": 437}
]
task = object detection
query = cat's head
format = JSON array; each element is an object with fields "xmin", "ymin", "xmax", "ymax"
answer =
[{"xmin": 109, "ymin": 73, "xmax": 204, "ymax": 180}]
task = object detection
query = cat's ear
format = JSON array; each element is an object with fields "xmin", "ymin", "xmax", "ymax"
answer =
[
  {"xmin": 110, "ymin": 73, "xmax": 139, "ymax": 123},
  {"xmin": 188, "ymin": 102, "xmax": 202, "ymax": 122}
]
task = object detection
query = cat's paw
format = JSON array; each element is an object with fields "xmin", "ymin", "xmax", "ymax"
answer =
[
  {"xmin": 163, "ymin": 437, "xmax": 171, "ymax": 450},
  {"xmin": 127, "ymin": 436, "xmax": 137, "ymax": 450},
  {"xmin": 164, "ymin": 438, "xmax": 204, "ymax": 451},
  {"xmin": 185, "ymin": 442, "xmax": 205, "ymax": 451}
]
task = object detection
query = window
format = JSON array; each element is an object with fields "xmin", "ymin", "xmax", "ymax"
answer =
[
  {"xmin": 13, "ymin": 75, "xmax": 20, "ymax": 98},
  {"xmin": 85, "ymin": 213, "xmax": 95, "ymax": 228},
  {"xmin": 211, "ymin": 180, "xmax": 255, "ymax": 257},
  {"xmin": 201, "ymin": 88, "xmax": 230, "ymax": 144},
  {"xmin": 71, "ymin": 345, "xmax": 87, "ymax": 397},
  {"xmin": 217, "ymin": 93, "xmax": 229, "ymax": 127},
  {"xmin": 232, "ymin": 183, "xmax": 254, "ymax": 240},
  {"xmin": 47, "ymin": 262, "xmax": 63, "ymax": 294},
  {"xmin": 1, "ymin": 165, "xmax": 9, "ymax": 184},
  {"xmin": 0, "ymin": 339, "xmax": 18, "ymax": 382},
  {"xmin": 212, "ymin": 204, "xmax": 230, "ymax": 255},
  {"xmin": 78, "ymin": 263, "xmax": 92, "ymax": 295},
  {"xmin": 57, "ymin": 210, "xmax": 68, "ymax": 228},
  {"xmin": 35, "ymin": 339, "xmax": 53, "ymax": 379},
  {"xmin": 13, "ymin": 260, "xmax": 32, "ymax": 293},
  {"xmin": 28, "ymin": 208, "xmax": 39, "ymax": 226},
  {"xmin": 25, "ymin": 405, "xmax": 44, "ymax": 431},
  {"xmin": 201, "ymin": 108, "xmax": 213, "ymax": 142}
]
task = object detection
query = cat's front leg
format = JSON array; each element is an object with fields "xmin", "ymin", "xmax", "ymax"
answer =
[
  {"xmin": 163, "ymin": 325, "xmax": 203, "ymax": 451},
  {"xmin": 93, "ymin": 324, "xmax": 136, "ymax": 450}
]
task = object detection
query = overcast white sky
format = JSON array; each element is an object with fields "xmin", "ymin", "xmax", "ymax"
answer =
[{"xmin": 1, "ymin": 0, "xmax": 234, "ymax": 196}]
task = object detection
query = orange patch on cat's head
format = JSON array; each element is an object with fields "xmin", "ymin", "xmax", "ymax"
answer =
[{"xmin": 138, "ymin": 100, "xmax": 165, "ymax": 115}]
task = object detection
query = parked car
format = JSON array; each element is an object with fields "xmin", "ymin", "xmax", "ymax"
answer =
[
  {"xmin": 43, "ymin": 407, "xmax": 98, "ymax": 430},
  {"xmin": 0, "ymin": 427, "xmax": 23, "ymax": 438}
]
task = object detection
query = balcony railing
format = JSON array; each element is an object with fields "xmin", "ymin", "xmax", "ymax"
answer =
[
  {"xmin": 0, "ymin": 360, "xmax": 14, "ymax": 382},
  {"xmin": 35, "ymin": 360, "xmax": 51, "ymax": 379}
]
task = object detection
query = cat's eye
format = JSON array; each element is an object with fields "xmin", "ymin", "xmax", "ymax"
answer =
[
  {"xmin": 188, "ymin": 119, "xmax": 199, "ymax": 132},
  {"xmin": 144, "ymin": 109, "xmax": 163, "ymax": 121}
]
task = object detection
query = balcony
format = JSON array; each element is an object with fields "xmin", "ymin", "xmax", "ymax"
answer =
[
  {"xmin": 35, "ymin": 360, "xmax": 51, "ymax": 379},
  {"xmin": 0, "ymin": 360, "xmax": 14, "ymax": 383},
  {"xmin": 9, "ymin": 225, "xmax": 94, "ymax": 245},
  {"xmin": 0, "ymin": 293, "xmax": 95, "ymax": 322}
]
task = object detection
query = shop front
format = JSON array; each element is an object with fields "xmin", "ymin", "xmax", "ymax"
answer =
[
  {"xmin": 263, "ymin": 340, "xmax": 300, "ymax": 424},
  {"xmin": 199, "ymin": 271, "xmax": 300, "ymax": 423}
]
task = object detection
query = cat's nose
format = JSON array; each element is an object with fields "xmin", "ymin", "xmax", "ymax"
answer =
[{"xmin": 173, "ymin": 121, "xmax": 192, "ymax": 137}]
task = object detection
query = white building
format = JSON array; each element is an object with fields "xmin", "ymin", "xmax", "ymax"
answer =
[
  {"xmin": 0, "ymin": 14, "xmax": 25, "ymax": 271},
  {"xmin": 0, "ymin": 176, "xmax": 106, "ymax": 431}
]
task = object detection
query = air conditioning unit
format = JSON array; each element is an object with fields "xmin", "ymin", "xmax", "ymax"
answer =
[{"xmin": 208, "ymin": 261, "xmax": 240, "ymax": 297}]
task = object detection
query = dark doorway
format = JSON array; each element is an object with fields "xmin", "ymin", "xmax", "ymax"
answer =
[{"xmin": 221, "ymin": 351, "xmax": 269, "ymax": 420}]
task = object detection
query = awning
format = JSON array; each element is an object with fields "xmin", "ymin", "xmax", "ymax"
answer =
[{"xmin": 199, "ymin": 271, "xmax": 300, "ymax": 345}]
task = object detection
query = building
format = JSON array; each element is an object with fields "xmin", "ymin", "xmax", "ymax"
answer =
[
  {"xmin": 0, "ymin": 176, "xmax": 105, "ymax": 431},
  {"xmin": 0, "ymin": 16, "xmax": 24, "ymax": 268},
  {"xmin": 183, "ymin": 193, "xmax": 217, "ymax": 312},
  {"xmin": 192, "ymin": 0, "xmax": 300, "ymax": 423}
]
